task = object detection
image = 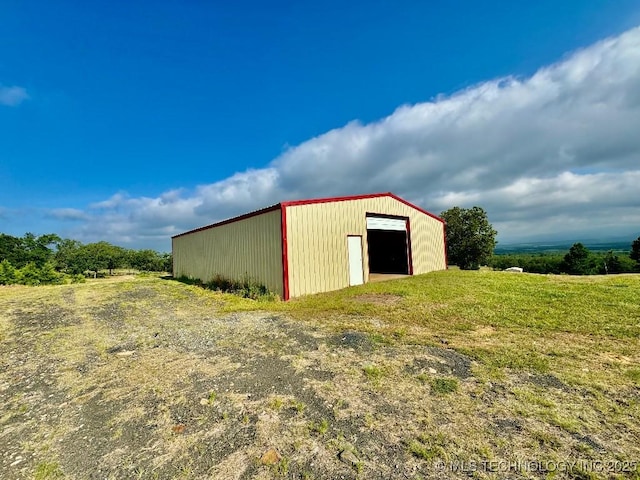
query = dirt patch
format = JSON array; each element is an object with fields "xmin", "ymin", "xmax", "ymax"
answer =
[
  {"xmin": 570, "ymin": 432, "xmax": 606, "ymax": 452},
  {"xmin": 266, "ymin": 316, "xmax": 322, "ymax": 351},
  {"xmin": 407, "ymin": 346, "xmax": 473, "ymax": 379},
  {"xmin": 11, "ymin": 304, "xmax": 78, "ymax": 331},
  {"xmin": 329, "ymin": 330, "xmax": 376, "ymax": 352},
  {"xmin": 525, "ymin": 373, "xmax": 571, "ymax": 391},
  {"xmin": 93, "ymin": 302, "xmax": 128, "ymax": 329},
  {"xmin": 352, "ymin": 293, "xmax": 403, "ymax": 305},
  {"xmin": 492, "ymin": 418, "xmax": 523, "ymax": 434}
]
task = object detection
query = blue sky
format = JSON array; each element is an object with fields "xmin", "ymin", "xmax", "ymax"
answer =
[{"xmin": 2, "ymin": 1, "xmax": 640, "ymax": 250}]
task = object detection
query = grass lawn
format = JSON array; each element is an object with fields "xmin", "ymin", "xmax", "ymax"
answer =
[{"xmin": 0, "ymin": 270, "xmax": 638, "ymax": 479}]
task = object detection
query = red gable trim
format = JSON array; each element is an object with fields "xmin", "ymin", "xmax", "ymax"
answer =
[
  {"xmin": 172, "ymin": 192, "xmax": 443, "ymax": 239},
  {"xmin": 386, "ymin": 193, "xmax": 444, "ymax": 224},
  {"xmin": 280, "ymin": 192, "xmax": 391, "ymax": 207},
  {"xmin": 171, "ymin": 203, "xmax": 281, "ymax": 239},
  {"xmin": 282, "ymin": 192, "xmax": 444, "ymax": 223}
]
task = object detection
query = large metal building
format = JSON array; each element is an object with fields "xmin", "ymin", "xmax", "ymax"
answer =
[{"xmin": 172, "ymin": 192, "xmax": 447, "ymax": 300}]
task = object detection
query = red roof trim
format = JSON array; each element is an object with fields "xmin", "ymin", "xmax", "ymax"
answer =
[
  {"xmin": 281, "ymin": 192, "xmax": 391, "ymax": 207},
  {"xmin": 386, "ymin": 193, "xmax": 445, "ymax": 223},
  {"xmin": 281, "ymin": 192, "xmax": 444, "ymax": 223},
  {"xmin": 172, "ymin": 192, "xmax": 443, "ymax": 239},
  {"xmin": 171, "ymin": 203, "xmax": 281, "ymax": 238}
]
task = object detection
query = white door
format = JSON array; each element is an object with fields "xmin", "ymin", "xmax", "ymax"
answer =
[{"xmin": 348, "ymin": 236, "xmax": 364, "ymax": 286}]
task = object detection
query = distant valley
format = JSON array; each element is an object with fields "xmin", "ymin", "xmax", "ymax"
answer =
[{"xmin": 495, "ymin": 240, "xmax": 633, "ymax": 254}]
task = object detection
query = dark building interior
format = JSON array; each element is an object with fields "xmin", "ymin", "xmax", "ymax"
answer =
[{"xmin": 366, "ymin": 229, "xmax": 409, "ymax": 274}]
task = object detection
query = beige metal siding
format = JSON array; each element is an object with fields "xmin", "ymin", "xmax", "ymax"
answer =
[
  {"xmin": 286, "ymin": 197, "xmax": 445, "ymax": 297},
  {"xmin": 172, "ymin": 209, "xmax": 283, "ymax": 296}
]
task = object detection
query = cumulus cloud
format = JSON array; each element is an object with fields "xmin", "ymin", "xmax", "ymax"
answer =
[
  {"xmin": 45, "ymin": 26, "xmax": 640, "ymax": 249},
  {"xmin": 0, "ymin": 85, "xmax": 29, "ymax": 106}
]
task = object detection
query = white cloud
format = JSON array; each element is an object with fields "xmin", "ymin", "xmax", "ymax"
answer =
[
  {"xmin": 40, "ymin": 26, "xmax": 640, "ymax": 249},
  {"xmin": 0, "ymin": 85, "xmax": 29, "ymax": 106}
]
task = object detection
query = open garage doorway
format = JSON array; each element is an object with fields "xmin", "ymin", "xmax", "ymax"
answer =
[{"xmin": 366, "ymin": 215, "xmax": 411, "ymax": 276}]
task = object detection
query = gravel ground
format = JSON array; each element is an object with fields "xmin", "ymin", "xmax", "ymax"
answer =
[{"xmin": 0, "ymin": 277, "xmax": 637, "ymax": 480}]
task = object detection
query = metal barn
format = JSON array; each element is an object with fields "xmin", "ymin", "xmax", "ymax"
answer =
[{"xmin": 172, "ymin": 192, "xmax": 447, "ymax": 299}]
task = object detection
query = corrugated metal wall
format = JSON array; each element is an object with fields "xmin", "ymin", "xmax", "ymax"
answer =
[
  {"xmin": 172, "ymin": 209, "xmax": 284, "ymax": 296},
  {"xmin": 286, "ymin": 197, "xmax": 445, "ymax": 297}
]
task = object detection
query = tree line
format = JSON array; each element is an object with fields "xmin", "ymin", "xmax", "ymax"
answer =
[
  {"xmin": 489, "ymin": 242, "xmax": 639, "ymax": 274},
  {"xmin": 441, "ymin": 206, "xmax": 640, "ymax": 274},
  {"xmin": 0, "ymin": 233, "xmax": 172, "ymax": 285}
]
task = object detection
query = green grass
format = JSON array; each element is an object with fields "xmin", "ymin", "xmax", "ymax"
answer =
[
  {"xmin": 309, "ymin": 418, "xmax": 330, "ymax": 435},
  {"xmin": 269, "ymin": 396, "xmax": 284, "ymax": 410},
  {"xmin": 430, "ymin": 377, "xmax": 458, "ymax": 395},
  {"xmin": 408, "ymin": 432, "xmax": 449, "ymax": 461},
  {"xmin": 362, "ymin": 363, "xmax": 384, "ymax": 382},
  {"xmin": 34, "ymin": 462, "xmax": 64, "ymax": 480},
  {"xmin": 271, "ymin": 270, "xmax": 640, "ymax": 338},
  {"xmin": 229, "ymin": 270, "xmax": 640, "ymax": 383}
]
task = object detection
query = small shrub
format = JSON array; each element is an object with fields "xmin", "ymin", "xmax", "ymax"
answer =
[
  {"xmin": 408, "ymin": 440, "xmax": 438, "ymax": 461},
  {"xmin": 1, "ymin": 259, "xmax": 82, "ymax": 286},
  {"xmin": 0, "ymin": 259, "xmax": 17, "ymax": 285},
  {"xmin": 269, "ymin": 396, "xmax": 284, "ymax": 410},
  {"xmin": 16, "ymin": 262, "xmax": 42, "ymax": 285},
  {"xmin": 362, "ymin": 364, "xmax": 384, "ymax": 381},
  {"xmin": 408, "ymin": 432, "xmax": 448, "ymax": 461},
  {"xmin": 37, "ymin": 262, "xmax": 64, "ymax": 285},
  {"xmin": 430, "ymin": 377, "xmax": 458, "ymax": 395},
  {"xmin": 290, "ymin": 400, "xmax": 306, "ymax": 414},
  {"xmin": 70, "ymin": 274, "xmax": 86, "ymax": 284},
  {"xmin": 34, "ymin": 462, "xmax": 64, "ymax": 480},
  {"xmin": 179, "ymin": 273, "xmax": 278, "ymax": 301},
  {"xmin": 310, "ymin": 418, "xmax": 329, "ymax": 435},
  {"xmin": 272, "ymin": 456, "xmax": 290, "ymax": 477}
]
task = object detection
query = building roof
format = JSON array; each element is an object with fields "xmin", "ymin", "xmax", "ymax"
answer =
[{"xmin": 172, "ymin": 192, "xmax": 443, "ymax": 239}]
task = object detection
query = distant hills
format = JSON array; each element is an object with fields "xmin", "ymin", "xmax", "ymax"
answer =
[{"xmin": 495, "ymin": 240, "xmax": 633, "ymax": 254}]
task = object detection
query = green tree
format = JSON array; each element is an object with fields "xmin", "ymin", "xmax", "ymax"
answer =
[
  {"xmin": 631, "ymin": 236, "xmax": 640, "ymax": 268},
  {"xmin": 162, "ymin": 253, "xmax": 172, "ymax": 274},
  {"xmin": 37, "ymin": 262, "xmax": 64, "ymax": 285},
  {"xmin": 0, "ymin": 233, "xmax": 59, "ymax": 268},
  {"xmin": 21, "ymin": 233, "xmax": 61, "ymax": 267},
  {"xmin": 562, "ymin": 243, "xmax": 596, "ymax": 275},
  {"xmin": 17, "ymin": 262, "xmax": 42, "ymax": 285},
  {"xmin": 601, "ymin": 250, "xmax": 623, "ymax": 274},
  {"xmin": 0, "ymin": 259, "xmax": 17, "ymax": 285},
  {"xmin": 441, "ymin": 206, "xmax": 497, "ymax": 270},
  {"xmin": 54, "ymin": 239, "xmax": 85, "ymax": 273},
  {"xmin": 79, "ymin": 242, "xmax": 127, "ymax": 276},
  {"xmin": 0, "ymin": 234, "xmax": 24, "ymax": 266},
  {"xmin": 129, "ymin": 249, "xmax": 163, "ymax": 271}
]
